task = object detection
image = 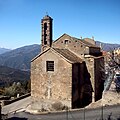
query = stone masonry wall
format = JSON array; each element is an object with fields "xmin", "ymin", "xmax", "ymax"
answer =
[
  {"xmin": 84, "ymin": 56, "xmax": 95, "ymax": 102},
  {"xmin": 84, "ymin": 56, "xmax": 95, "ymax": 91},
  {"xmin": 52, "ymin": 35, "xmax": 86, "ymax": 56},
  {"xmin": 94, "ymin": 57, "xmax": 105, "ymax": 101},
  {"xmin": 31, "ymin": 50, "xmax": 72, "ymax": 110}
]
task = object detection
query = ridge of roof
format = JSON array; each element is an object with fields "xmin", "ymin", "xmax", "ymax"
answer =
[
  {"xmin": 31, "ymin": 47, "xmax": 50, "ymax": 62},
  {"xmin": 71, "ymin": 36, "xmax": 96, "ymax": 47},
  {"xmin": 53, "ymin": 48, "xmax": 83, "ymax": 63},
  {"xmin": 53, "ymin": 33, "xmax": 71, "ymax": 43},
  {"xmin": 31, "ymin": 47, "xmax": 83, "ymax": 63},
  {"xmin": 42, "ymin": 15, "xmax": 53, "ymax": 20},
  {"xmin": 53, "ymin": 33, "xmax": 99, "ymax": 48}
]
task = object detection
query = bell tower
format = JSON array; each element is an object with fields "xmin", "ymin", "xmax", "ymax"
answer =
[{"xmin": 41, "ymin": 15, "xmax": 53, "ymax": 52}]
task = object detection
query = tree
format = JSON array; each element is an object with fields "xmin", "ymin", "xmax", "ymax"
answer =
[{"xmin": 4, "ymin": 82, "xmax": 26, "ymax": 97}]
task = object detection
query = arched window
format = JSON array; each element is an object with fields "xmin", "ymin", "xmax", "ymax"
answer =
[{"xmin": 44, "ymin": 23, "xmax": 47, "ymax": 45}]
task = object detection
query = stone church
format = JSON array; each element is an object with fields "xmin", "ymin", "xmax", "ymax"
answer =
[{"xmin": 31, "ymin": 15, "xmax": 105, "ymax": 110}]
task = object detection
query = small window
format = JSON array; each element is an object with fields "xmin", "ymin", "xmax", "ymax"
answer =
[
  {"xmin": 46, "ymin": 61, "xmax": 54, "ymax": 71},
  {"xmin": 64, "ymin": 40, "xmax": 69, "ymax": 44}
]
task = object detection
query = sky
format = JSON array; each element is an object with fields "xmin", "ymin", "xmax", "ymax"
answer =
[{"xmin": 0, "ymin": 0, "xmax": 120, "ymax": 49}]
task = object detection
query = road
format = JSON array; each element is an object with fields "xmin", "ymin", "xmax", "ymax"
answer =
[
  {"xmin": 4, "ymin": 104, "xmax": 120, "ymax": 120},
  {"xmin": 2, "ymin": 96, "xmax": 31, "ymax": 115}
]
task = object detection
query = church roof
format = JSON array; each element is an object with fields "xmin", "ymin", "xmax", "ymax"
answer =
[
  {"xmin": 53, "ymin": 48, "xmax": 83, "ymax": 63},
  {"xmin": 53, "ymin": 33, "xmax": 99, "ymax": 48},
  {"xmin": 42, "ymin": 15, "xmax": 53, "ymax": 20},
  {"xmin": 31, "ymin": 47, "xmax": 83, "ymax": 64},
  {"xmin": 72, "ymin": 37, "xmax": 94, "ymax": 46}
]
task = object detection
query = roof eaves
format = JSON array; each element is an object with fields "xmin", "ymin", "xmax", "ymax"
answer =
[
  {"xmin": 52, "ymin": 48, "xmax": 83, "ymax": 63},
  {"xmin": 31, "ymin": 48, "xmax": 50, "ymax": 62},
  {"xmin": 71, "ymin": 37, "xmax": 88, "ymax": 46},
  {"xmin": 53, "ymin": 33, "xmax": 72, "ymax": 43},
  {"xmin": 51, "ymin": 48, "xmax": 74, "ymax": 64},
  {"xmin": 84, "ymin": 54, "xmax": 104, "ymax": 59}
]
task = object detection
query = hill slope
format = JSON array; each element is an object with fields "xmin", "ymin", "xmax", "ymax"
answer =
[
  {"xmin": 0, "ymin": 42, "xmax": 119, "ymax": 71},
  {"xmin": 0, "ymin": 66, "xmax": 30, "ymax": 87},
  {"xmin": 0, "ymin": 44, "xmax": 40, "ymax": 71},
  {"xmin": 96, "ymin": 41, "xmax": 120, "ymax": 51},
  {"xmin": 0, "ymin": 48, "xmax": 11, "ymax": 54}
]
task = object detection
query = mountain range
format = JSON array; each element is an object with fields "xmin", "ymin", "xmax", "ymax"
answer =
[
  {"xmin": 0, "ymin": 41, "xmax": 119, "ymax": 87},
  {"xmin": 96, "ymin": 41, "xmax": 120, "ymax": 51},
  {"xmin": 0, "ymin": 44, "xmax": 40, "ymax": 71},
  {"xmin": 0, "ymin": 47, "xmax": 11, "ymax": 54},
  {"xmin": 0, "ymin": 65, "xmax": 30, "ymax": 87},
  {"xmin": 0, "ymin": 42, "xmax": 120, "ymax": 71}
]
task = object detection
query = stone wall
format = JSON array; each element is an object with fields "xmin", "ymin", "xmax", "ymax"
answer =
[
  {"xmin": 94, "ymin": 56, "xmax": 105, "ymax": 101},
  {"xmin": 41, "ymin": 15, "xmax": 53, "ymax": 52},
  {"xmin": 89, "ymin": 47, "xmax": 101, "ymax": 56},
  {"xmin": 84, "ymin": 56, "xmax": 95, "ymax": 91},
  {"xmin": 53, "ymin": 34, "xmax": 101, "ymax": 57},
  {"xmin": 31, "ymin": 49, "xmax": 72, "ymax": 110},
  {"xmin": 84, "ymin": 56, "xmax": 104, "ymax": 102},
  {"xmin": 72, "ymin": 62, "xmax": 93, "ymax": 108},
  {"xmin": 52, "ymin": 34, "xmax": 86, "ymax": 56}
]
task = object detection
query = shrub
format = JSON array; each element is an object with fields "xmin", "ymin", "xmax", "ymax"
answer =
[{"xmin": 52, "ymin": 102, "xmax": 68, "ymax": 111}]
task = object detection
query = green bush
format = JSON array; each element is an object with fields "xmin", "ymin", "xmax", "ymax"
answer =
[{"xmin": 4, "ymin": 82, "xmax": 26, "ymax": 97}]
